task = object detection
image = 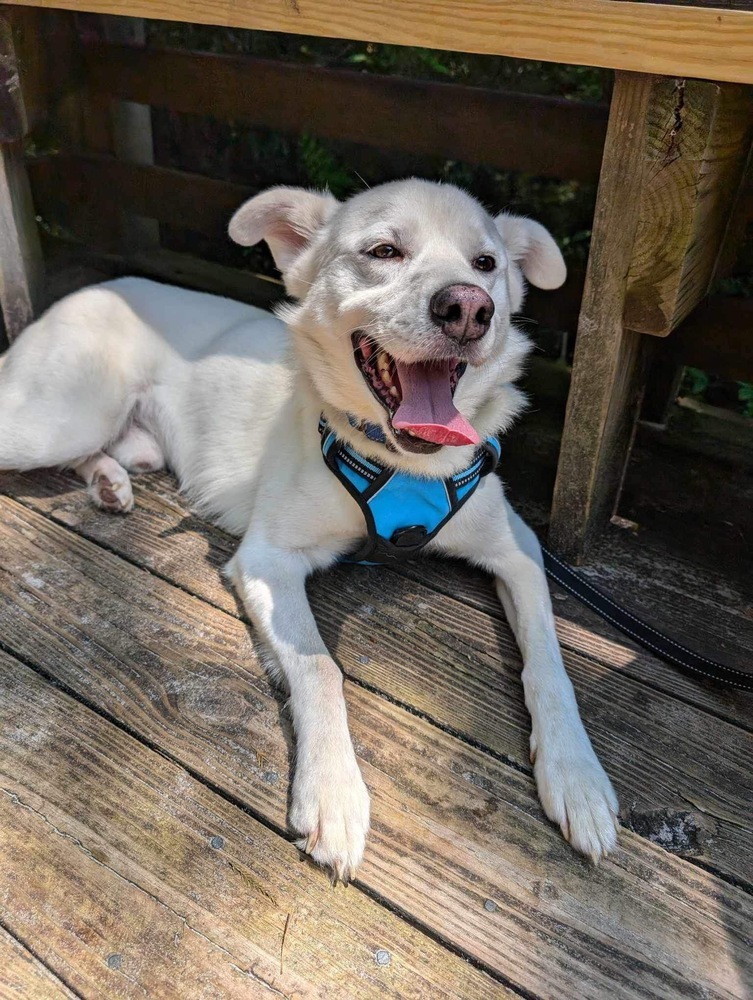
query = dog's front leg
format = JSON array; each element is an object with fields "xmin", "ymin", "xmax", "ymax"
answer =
[
  {"xmin": 227, "ymin": 537, "xmax": 369, "ymax": 882},
  {"xmin": 436, "ymin": 479, "xmax": 619, "ymax": 861}
]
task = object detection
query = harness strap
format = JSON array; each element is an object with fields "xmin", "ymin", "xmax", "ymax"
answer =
[
  {"xmin": 319, "ymin": 416, "xmax": 499, "ymax": 564},
  {"xmin": 318, "ymin": 419, "xmax": 747, "ymax": 689}
]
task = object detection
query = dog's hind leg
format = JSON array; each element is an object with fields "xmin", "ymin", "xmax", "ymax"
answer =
[
  {"xmin": 0, "ymin": 338, "xmax": 137, "ymax": 474},
  {"xmin": 0, "ymin": 284, "xmax": 161, "ymax": 474},
  {"xmin": 71, "ymin": 424, "xmax": 164, "ymax": 513},
  {"xmin": 108, "ymin": 424, "xmax": 165, "ymax": 474},
  {"xmin": 72, "ymin": 453, "xmax": 134, "ymax": 514}
]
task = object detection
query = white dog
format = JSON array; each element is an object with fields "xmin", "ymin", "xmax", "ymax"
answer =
[{"xmin": 0, "ymin": 179, "xmax": 618, "ymax": 880}]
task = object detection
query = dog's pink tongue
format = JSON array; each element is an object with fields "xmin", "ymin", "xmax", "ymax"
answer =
[{"xmin": 392, "ymin": 359, "xmax": 480, "ymax": 447}]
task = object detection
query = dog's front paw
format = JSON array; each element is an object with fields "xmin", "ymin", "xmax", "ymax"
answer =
[
  {"xmin": 290, "ymin": 749, "xmax": 370, "ymax": 884},
  {"xmin": 532, "ymin": 734, "xmax": 619, "ymax": 862}
]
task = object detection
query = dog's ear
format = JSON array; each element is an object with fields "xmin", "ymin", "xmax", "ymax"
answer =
[
  {"xmin": 229, "ymin": 187, "xmax": 339, "ymax": 271},
  {"xmin": 494, "ymin": 214, "xmax": 566, "ymax": 290}
]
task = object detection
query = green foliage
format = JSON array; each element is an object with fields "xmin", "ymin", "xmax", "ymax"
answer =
[
  {"xmin": 297, "ymin": 134, "xmax": 353, "ymax": 197},
  {"xmin": 739, "ymin": 382, "xmax": 753, "ymax": 418},
  {"xmin": 680, "ymin": 367, "xmax": 753, "ymax": 420},
  {"xmin": 146, "ymin": 21, "xmax": 606, "ymax": 100},
  {"xmin": 682, "ymin": 367, "xmax": 710, "ymax": 398}
]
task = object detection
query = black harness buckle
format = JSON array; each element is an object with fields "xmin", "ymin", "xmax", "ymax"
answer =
[{"xmin": 390, "ymin": 525, "xmax": 429, "ymax": 549}]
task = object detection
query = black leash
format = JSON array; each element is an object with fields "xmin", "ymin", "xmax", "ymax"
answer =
[{"xmin": 541, "ymin": 545, "xmax": 753, "ymax": 692}]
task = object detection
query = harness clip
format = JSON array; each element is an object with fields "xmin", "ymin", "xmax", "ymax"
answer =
[{"xmin": 390, "ymin": 525, "xmax": 429, "ymax": 549}]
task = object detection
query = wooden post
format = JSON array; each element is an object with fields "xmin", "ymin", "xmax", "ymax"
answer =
[
  {"xmin": 548, "ymin": 73, "xmax": 653, "ymax": 563},
  {"xmin": 0, "ymin": 8, "xmax": 44, "ymax": 342},
  {"xmin": 549, "ymin": 72, "xmax": 753, "ymax": 562},
  {"xmin": 0, "ymin": 141, "xmax": 43, "ymax": 342}
]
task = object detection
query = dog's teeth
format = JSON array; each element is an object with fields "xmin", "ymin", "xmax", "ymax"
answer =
[{"xmin": 389, "ymin": 386, "xmax": 398, "ymax": 397}]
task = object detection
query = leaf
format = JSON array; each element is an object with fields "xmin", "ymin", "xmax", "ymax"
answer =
[{"xmin": 682, "ymin": 367, "xmax": 710, "ymax": 397}]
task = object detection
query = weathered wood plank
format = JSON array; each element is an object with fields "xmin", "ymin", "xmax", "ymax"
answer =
[
  {"xmin": 83, "ymin": 43, "xmax": 608, "ymax": 183},
  {"xmin": 0, "ymin": 9, "xmax": 43, "ymax": 341},
  {"xmin": 0, "ymin": 141, "xmax": 43, "ymax": 341},
  {"xmin": 42, "ymin": 241, "xmax": 584, "ymax": 338},
  {"xmin": 28, "ymin": 154, "xmax": 249, "ymax": 242},
  {"xmin": 624, "ymin": 80, "xmax": 753, "ymax": 335},
  {"xmin": 7, "ymin": 0, "xmax": 753, "ymax": 84},
  {"xmin": 400, "ymin": 548, "xmax": 753, "ymax": 720},
  {"xmin": 0, "ymin": 495, "xmax": 751, "ymax": 999},
  {"xmin": 548, "ymin": 72, "xmax": 655, "ymax": 561},
  {"xmin": 43, "ymin": 241, "xmax": 287, "ymax": 313},
  {"xmin": 0, "ymin": 924, "xmax": 80, "ymax": 1000},
  {"xmin": 0, "ymin": 10, "xmax": 27, "ymax": 142},
  {"xmin": 1, "ymin": 650, "xmax": 508, "ymax": 1000},
  {"xmin": 3, "ymin": 467, "xmax": 751, "ymax": 884}
]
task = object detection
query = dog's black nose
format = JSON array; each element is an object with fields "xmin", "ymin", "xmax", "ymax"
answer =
[{"xmin": 429, "ymin": 284, "xmax": 495, "ymax": 343}]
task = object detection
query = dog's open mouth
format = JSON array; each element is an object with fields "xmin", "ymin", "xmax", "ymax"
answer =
[{"xmin": 353, "ymin": 334, "xmax": 479, "ymax": 453}]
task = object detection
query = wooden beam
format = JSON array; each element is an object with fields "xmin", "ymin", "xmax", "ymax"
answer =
[
  {"xmin": 0, "ymin": 6, "xmax": 49, "ymax": 141},
  {"xmin": 0, "ymin": 11, "xmax": 43, "ymax": 341},
  {"xmin": 0, "ymin": 142, "xmax": 43, "ymax": 339},
  {"xmin": 83, "ymin": 43, "xmax": 608, "ymax": 183},
  {"xmin": 550, "ymin": 69, "xmax": 753, "ymax": 560},
  {"xmin": 0, "ymin": 12, "xmax": 27, "ymax": 141},
  {"xmin": 28, "ymin": 153, "xmax": 250, "ymax": 241},
  {"xmin": 624, "ymin": 80, "xmax": 753, "ymax": 335},
  {"xmin": 7, "ymin": 0, "xmax": 753, "ymax": 84},
  {"xmin": 548, "ymin": 72, "xmax": 655, "ymax": 562}
]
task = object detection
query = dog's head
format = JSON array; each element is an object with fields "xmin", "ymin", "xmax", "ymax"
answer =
[{"xmin": 229, "ymin": 179, "xmax": 565, "ymax": 458}]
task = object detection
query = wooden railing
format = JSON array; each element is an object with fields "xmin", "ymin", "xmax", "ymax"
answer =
[
  {"xmin": 82, "ymin": 43, "xmax": 609, "ymax": 183},
  {"xmin": 27, "ymin": 35, "xmax": 607, "ymax": 328},
  {"xmin": 21, "ymin": 31, "xmax": 753, "ymax": 376}
]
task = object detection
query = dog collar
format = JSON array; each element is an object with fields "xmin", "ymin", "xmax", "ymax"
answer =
[{"xmin": 319, "ymin": 416, "xmax": 501, "ymax": 565}]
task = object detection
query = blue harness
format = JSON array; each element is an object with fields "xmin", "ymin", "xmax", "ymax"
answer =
[{"xmin": 319, "ymin": 417, "xmax": 501, "ymax": 565}]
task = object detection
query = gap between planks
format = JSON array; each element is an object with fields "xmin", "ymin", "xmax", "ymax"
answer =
[{"xmin": 0, "ymin": 921, "xmax": 84, "ymax": 1000}]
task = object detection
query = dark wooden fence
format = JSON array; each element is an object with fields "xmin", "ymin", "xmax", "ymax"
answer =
[
  {"xmin": 15, "ymin": 19, "xmax": 753, "ymax": 383},
  {"xmin": 25, "ymin": 31, "xmax": 607, "ymax": 328}
]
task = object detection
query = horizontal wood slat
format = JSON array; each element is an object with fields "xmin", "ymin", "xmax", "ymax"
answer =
[
  {"xmin": 0, "ymin": 924, "xmax": 80, "ymax": 1000},
  {"xmin": 7, "ymin": 0, "xmax": 753, "ymax": 84},
  {"xmin": 28, "ymin": 154, "xmax": 250, "ymax": 240},
  {"xmin": 83, "ymin": 43, "xmax": 608, "ymax": 183},
  {"xmin": 31, "ymin": 156, "xmax": 587, "ymax": 329}
]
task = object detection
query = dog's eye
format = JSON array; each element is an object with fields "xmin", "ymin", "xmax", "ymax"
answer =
[
  {"xmin": 368, "ymin": 244, "xmax": 402, "ymax": 260},
  {"xmin": 473, "ymin": 255, "xmax": 496, "ymax": 272}
]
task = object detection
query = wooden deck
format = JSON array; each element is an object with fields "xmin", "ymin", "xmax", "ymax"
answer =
[{"xmin": 1, "ymin": 398, "xmax": 752, "ymax": 1000}]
